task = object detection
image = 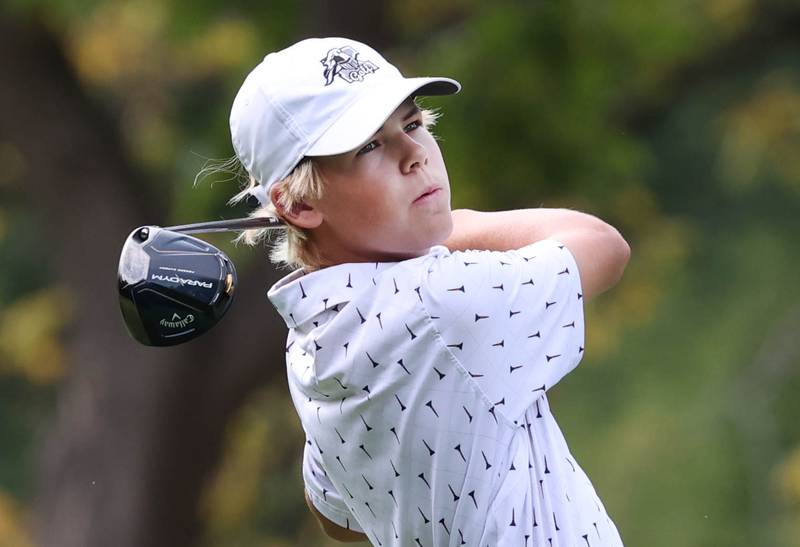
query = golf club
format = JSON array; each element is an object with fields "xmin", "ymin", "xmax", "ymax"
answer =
[{"xmin": 117, "ymin": 216, "xmax": 283, "ymax": 347}]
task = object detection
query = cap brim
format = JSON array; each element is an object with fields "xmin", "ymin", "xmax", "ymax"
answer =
[{"xmin": 305, "ymin": 76, "xmax": 460, "ymax": 157}]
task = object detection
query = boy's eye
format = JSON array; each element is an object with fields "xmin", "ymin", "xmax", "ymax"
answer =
[
  {"xmin": 355, "ymin": 118, "xmax": 422, "ymax": 156},
  {"xmin": 356, "ymin": 140, "xmax": 379, "ymax": 156}
]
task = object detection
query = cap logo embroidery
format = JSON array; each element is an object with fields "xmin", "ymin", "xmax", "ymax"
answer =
[{"xmin": 320, "ymin": 46, "xmax": 379, "ymax": 86}]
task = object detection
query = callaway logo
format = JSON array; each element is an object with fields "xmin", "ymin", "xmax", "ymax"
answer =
[
  {"xmin": 160, "ymin": 313, "xmax": 195, "ymax": 329},
  {"xmin": 151, "ymin": 273, "xmax": 212, "ymax": 289},
  {"xmin": 320, "ymin": 46, "xmax": 378, "ymax": 86}
]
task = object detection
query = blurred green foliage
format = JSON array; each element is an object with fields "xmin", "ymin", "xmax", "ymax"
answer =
[{"xmin": 1, "ymin": 0, "xmax": 799, "ymax": 545}]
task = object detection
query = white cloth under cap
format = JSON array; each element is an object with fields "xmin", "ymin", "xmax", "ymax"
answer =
[{"xmin": 229, "ymin": 37, "xmax": 460, "ymax": 206}]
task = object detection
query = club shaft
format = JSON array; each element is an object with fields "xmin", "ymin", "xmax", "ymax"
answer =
[{"xmin": 165, "ymin": 216, "xmax": 283, "ymax": 234}]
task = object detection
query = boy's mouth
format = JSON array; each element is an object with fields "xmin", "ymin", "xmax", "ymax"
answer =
[{"xmin": 413, "ymin": 186, "xmax": 441, "ymax": 203}]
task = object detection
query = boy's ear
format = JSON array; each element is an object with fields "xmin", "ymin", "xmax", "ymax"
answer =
[{"xmin": 269, "ymin": 186, "xmax": 323, "ymax": 229}]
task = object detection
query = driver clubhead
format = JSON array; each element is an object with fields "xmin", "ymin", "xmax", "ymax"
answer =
[{"xmin": 118, "ymin": 226, "xmax": 237, "ymax": 346}]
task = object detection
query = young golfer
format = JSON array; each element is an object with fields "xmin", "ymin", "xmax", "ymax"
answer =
[{"xmin": 228, "ymin": 37, "xmax": 629, "ymax": 546}]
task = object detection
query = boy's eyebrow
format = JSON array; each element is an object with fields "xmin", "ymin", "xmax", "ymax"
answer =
[
  {"xmin": 373, "ymin": 104, "xmax": 421, "ymax": 136},
  {"xmin": 401, "ymin": 103, "xmax": 421, "ymax": 121}
]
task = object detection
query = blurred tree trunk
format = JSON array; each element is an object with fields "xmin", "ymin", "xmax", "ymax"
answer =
[{"xmin": 0, "ymin": 14, "xmax": 285, "ymax": 547}]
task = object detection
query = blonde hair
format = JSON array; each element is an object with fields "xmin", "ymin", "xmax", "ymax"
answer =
[
  {"xmin": 218, "ymin": 105, "xmax": 441, "ymax": 271},
  {"xmin": 230, "ymin": 159, "xmax": 326, "ymax": 269}
]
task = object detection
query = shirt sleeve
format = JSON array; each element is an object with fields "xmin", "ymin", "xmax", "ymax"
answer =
[
  {"xmin": 421, "ymin": 239, "xmax": 585, "ymax": 424},
  {"xmin": 302, "ymin": 436, "xmax": 365, "ymax": 533}
]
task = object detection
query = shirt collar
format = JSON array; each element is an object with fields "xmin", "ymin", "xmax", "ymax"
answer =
[{"xmin": 267, "ymin": 246, "xmax": 449, "ymax": 328}]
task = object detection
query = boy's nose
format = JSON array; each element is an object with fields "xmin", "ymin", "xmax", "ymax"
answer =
[{"xmin": 400, "ymin": 135, "xmax": 428, "ymax": 175}]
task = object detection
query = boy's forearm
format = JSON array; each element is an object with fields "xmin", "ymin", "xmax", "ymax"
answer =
[
  {"xmin": 443, "ymin": 208, "xmax": 630, "ymax": 300},
  {"xmin": 444, "ymin": 208, "xmax": 612, "ymax": 252}
]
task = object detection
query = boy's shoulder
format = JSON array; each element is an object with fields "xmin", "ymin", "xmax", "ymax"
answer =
[
  {"xmin": 268, "ymin": 240, "xmax": 576, "ymax": 329},
  {"xmin": 267, "ymin": 246, "xmax": 445, "ymax": 329}
]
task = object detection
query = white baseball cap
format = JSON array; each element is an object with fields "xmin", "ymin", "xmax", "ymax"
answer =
[{"xmin": 229, "ymin": 37, "xmax": 461, "ymax": 206}]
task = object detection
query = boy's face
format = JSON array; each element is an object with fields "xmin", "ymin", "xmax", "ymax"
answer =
[{"xmin": 307, "ymin": 99, "xmax": 453, "ymax": 266}]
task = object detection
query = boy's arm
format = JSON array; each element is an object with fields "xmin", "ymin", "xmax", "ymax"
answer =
[
  {"xmin": 305, "ymin": 490, "xmax": 368, "ymax": 543},
  {"xmin": 442, "ymin": 208, "xmax": 630, "ymax": 301}
]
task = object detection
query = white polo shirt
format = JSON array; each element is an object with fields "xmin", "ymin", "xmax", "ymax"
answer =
[{"xmin": 268, "ymin": 240, "xmax": 624, "ymax": 547}]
